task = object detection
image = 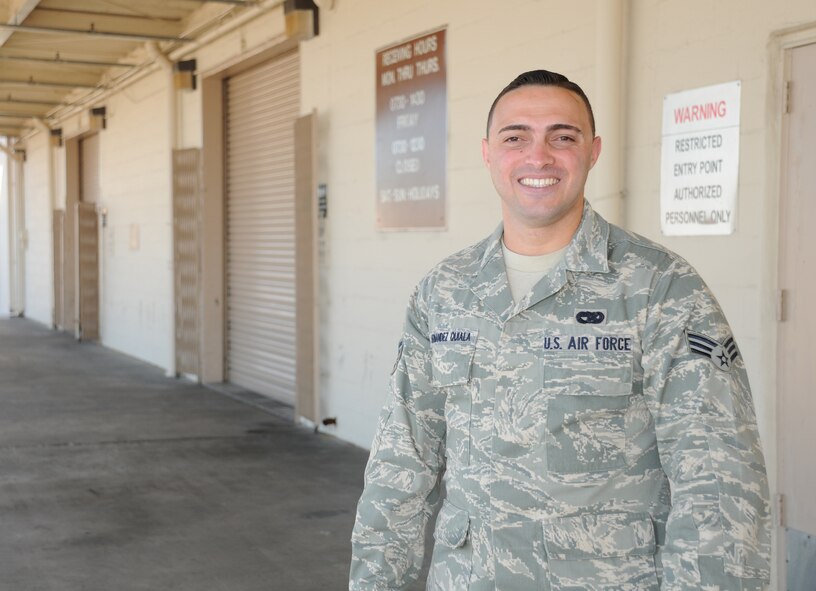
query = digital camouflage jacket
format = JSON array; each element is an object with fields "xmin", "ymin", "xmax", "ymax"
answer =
[{"xmin": 350, "ymin": 204, "xmax": 770, "ymax": 590}]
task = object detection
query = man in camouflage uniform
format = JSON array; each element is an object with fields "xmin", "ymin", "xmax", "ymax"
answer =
[{"xmin": 350, "ymin": 70, "xmax": 770, "ymax": 590}]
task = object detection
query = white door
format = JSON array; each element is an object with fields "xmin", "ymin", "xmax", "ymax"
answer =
[{"xmin": 778, "ymin": 40, "xmax": 816, "ymax": 589}]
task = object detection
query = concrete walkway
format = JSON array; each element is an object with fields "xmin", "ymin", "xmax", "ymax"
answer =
[{"xmin": 0, "ymin": 317, "xmax": 424, "ymax": 591}]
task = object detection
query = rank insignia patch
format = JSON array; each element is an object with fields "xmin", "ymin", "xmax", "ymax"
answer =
[{"xmin": 686, "ymin": 330, "xmax": 739, "ymax": 372}]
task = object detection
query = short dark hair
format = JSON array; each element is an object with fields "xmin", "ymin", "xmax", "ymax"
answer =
[{"xmin": 486, "ymin": 70, "xmax": 596, "ymax": 138}]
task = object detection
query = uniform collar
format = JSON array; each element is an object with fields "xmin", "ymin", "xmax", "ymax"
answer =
[
  {"xmin": 469, "ymin": 202, "xmax": 610, "ymax": 323},
  {"xmin": 563, "ymin": 201, "xmax": 611, "ymax": 274},
  {"xmin": 476, "ymin": 201, "xmax": 611, "ymax": 276}
]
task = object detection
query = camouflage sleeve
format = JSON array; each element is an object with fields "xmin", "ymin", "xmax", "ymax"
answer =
[
  {"xmin": 349, "ymin": 285, "xmax": 447, "ymax": 590},
  {"xmin": 641, "ymin": 260, "xmax": 771, "ymax": 590}
]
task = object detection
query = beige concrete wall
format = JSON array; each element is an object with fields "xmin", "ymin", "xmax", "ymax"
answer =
[
  {"xmin": 95, "ymin": 70, "xmax": 175, "ymax": 369},
  {"xmin": 17, "ymin": 67, "xmax": 174, "ymax": 368}
]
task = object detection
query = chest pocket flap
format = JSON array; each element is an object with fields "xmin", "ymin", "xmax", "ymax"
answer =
[{"xmin": 430, "ymin": 328, "xmax": 478, "ymax": 387}]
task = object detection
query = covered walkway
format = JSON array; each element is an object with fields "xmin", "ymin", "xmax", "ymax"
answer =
[{"xmin": 0, "ymin": 317, "xmax": 390, "ymax": 591}]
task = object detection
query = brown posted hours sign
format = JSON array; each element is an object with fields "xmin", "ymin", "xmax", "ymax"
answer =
[{"xmin": 376, "ymin": 29, "xmax": 446, "ymax": 229}]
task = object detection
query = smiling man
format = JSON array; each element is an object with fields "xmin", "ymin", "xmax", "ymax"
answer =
[{"xmin": 350, "ymin": 70, "xmax": 770, "ymax": 590}]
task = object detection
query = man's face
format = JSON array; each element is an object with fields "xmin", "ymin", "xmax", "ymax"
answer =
[{"xmin": 482, "ymin": 85, "xmax": 601, "ymax": 236}]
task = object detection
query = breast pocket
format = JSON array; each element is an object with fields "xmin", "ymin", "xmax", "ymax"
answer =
[
  {"xmin": 544, "ymin": 349, "xmax": 633, "ymax": 475},
  {"xmin": 430, "ymin": 329, "xmax": 478, "ymax": 387}
]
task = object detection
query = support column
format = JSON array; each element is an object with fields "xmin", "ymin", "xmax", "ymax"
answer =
[{"xmin": 591, "ymin": 0, "xmax": 626, "ymax": 226}]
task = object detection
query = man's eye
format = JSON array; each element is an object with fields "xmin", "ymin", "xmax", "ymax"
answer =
[
  {"xmin": 555, "ymin": 135, "xmax": 575, "ymax": 142},
  {"xmin": 503, "ymin": 136, "xmax": 520, "ymax": 143}
]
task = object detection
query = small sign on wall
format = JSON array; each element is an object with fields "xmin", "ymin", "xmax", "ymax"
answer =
[
  {"xmin": 660, "ymin": 81, "xmax": 741, "ymax": 236},
  {"xmin": 375, "ymin": 28, "xmax": 447, "ymax": 230}
]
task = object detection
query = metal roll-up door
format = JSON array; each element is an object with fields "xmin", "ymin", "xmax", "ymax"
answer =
[{"xmin": 225, "ymin": 50, "xmax": 300, "ymax": 404}]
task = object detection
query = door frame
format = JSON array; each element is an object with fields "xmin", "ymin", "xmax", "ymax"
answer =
[{"xmin": 198, "ymin": 36, "xmax": 300, "ymax": 387}]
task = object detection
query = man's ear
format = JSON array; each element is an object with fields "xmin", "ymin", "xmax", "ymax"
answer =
[
  {"xmin": 589, "ymin": 135, "xmax": 602, "ymax": 169},
  {"xmin": 481, "ymin": 137, "xmax": 490, "ymax": 167}
]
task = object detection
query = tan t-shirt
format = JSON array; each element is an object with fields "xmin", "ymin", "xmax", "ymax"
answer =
[{"xmin": 501, "ymin": 239, "xmax": 567, "ymax": 304}]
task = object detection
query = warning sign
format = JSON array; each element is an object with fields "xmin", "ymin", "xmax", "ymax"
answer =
[{"xmin": 660, "ymin": 81, "xmax": 741, "ymax": 236}]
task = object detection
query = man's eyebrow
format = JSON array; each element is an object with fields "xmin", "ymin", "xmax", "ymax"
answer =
[
  {"xmin": 548, "ymin": 123, "xmax": 583, "ymax": 134},
  {"xmin": 496, "ymin": 124, "xmax": 532, "ymax": 135},
  {"xmin": 495, "ymin": 123, "xmax": 584, "ymax": 135}
]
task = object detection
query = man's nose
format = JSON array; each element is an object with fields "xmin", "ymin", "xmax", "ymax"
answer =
[{"xmin": 525, "ymin": 139, "xmax": 555, "ymax": 167}]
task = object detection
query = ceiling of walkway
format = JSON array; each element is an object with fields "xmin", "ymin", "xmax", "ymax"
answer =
[{"xmin": 0, "ymin": 0, "xmax": 257, "ymax": 139}]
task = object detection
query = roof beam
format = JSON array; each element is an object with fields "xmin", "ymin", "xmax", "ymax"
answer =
[
  {"xmin": 0, "ymin": 78, "xmax": 100, "ymax": 89},
  {"xmin": 0, "ymin": 23, "xmax": 194, "ymax": 43},
  {"xmin": 0, "ymin": 0, "xmax": 40, "ymax": 46},
  {"xmin": 0, "ymin": 96, "xmax": 63, "ymax": 106},
  {"xmin": 182, "ymin": 0, "xmax": 258, "ymax": 5},
  {"xmin": 33, "ymin": 7, "xmax": 183, "ymax": 23},
  {"xmin": 0, "ymin": 53, "xmax": 137, "ymax": 68},
  {"xmin": 0, "ymin": 111, "xmax": 37, "ymax": 119}
]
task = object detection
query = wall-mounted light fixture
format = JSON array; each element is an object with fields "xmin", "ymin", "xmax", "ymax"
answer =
[
  {"xmin": 284, "ymin": 0, "xmax": 319, "ymax": 38},
  {"xmin": 174, "ymin": 59, "xmax": 197, "ymax": 91},
  {"xmin": 90, "ymin": 106, "xmax": 106, "ymax": 131},
  {"xmin": 50, "ymin": 128, "xmax": 63, "ymax": 147}
]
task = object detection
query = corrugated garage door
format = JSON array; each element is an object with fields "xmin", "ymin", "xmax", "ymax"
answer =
[{"xmin": 225, "ymin": 50, "xmax": 299, "ymax": 405}]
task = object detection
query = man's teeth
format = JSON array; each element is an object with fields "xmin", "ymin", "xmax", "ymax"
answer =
[{"xmin": 519, "ymin": 177, "xmax": 559, "ymax": 188}]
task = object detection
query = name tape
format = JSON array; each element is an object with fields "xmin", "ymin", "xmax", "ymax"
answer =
[{"xmin": 431, "ymin": 329, "xmax": 477, "ymax": 344}]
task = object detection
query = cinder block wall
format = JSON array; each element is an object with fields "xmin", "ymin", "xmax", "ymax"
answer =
[{"xmin": 95, "ymin": 70, "xmax": 174, "ymax": 369}]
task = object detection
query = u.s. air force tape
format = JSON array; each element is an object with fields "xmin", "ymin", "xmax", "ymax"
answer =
[{"xmin": 686, "ymin": 330, "xmax": 739, "ymax": 372}]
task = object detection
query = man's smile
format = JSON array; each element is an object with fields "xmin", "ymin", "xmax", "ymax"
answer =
[{"xmin": 518, "ymin": 177, "xmax": 560, "ymax": 188}]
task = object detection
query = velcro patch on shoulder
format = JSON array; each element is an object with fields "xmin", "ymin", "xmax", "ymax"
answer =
[{"xmin": 686, "ymin": 330, "xmax": 739, "ymax": 372}]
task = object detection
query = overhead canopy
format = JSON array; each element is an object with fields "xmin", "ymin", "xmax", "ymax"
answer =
[{"xmin": 0, "ymin": 0, "xmax": 257, "ymax": 138}]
